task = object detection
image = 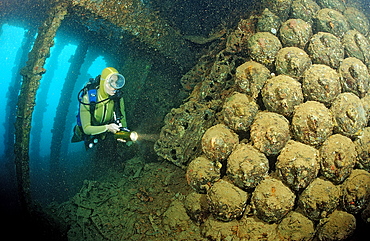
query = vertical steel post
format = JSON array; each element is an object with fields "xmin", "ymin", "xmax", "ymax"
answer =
[{"xmin": 14, "ymin": 1, "xmax": 69, "ymax": 216}]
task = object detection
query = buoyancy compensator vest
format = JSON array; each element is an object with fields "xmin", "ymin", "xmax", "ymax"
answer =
[{"xmin": 71, "ymin": 75, "xmax": 124, "ymax": 149}]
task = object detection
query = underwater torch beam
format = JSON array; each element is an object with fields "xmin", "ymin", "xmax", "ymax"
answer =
[{"xmin": 114, "ymin": 130, "xmax": 139, "ymax": 142}]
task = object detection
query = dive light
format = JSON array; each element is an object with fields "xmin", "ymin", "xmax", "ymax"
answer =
[{"xmin": 114, "ymin": 129, "xmax": 138, "ymax": 142}]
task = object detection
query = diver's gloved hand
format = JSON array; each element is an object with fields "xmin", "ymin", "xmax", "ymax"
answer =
[
  {"xmin": 120, "ymin": 127, "xmax": 130, "ymax": 132},
  {"xmin": 106, "ymin": 123, "xmax": 121, "ymax": 134}
]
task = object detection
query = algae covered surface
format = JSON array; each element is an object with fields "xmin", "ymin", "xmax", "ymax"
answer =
[
  {"xmin": 8, "ymin": 0, "xmax": 370, "ymax": 240},
  {"xmin": 49, "ymin": 159, "xmax": 205, "ymax": 240}
]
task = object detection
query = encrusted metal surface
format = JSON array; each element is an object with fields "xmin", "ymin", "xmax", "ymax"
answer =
[{"xmin": 70, "ymin": 0, "xmax": 195, "ymax": 67}]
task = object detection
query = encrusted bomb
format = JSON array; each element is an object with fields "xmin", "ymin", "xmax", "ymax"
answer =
[
  {"xmin": 201, "ymin": 124, "xmax": 239, "ymax": 162},
  {"xmin": 247, "ymin": 32, "xmax": 282, "ymax": 67},
  {"xmin": 250, "ymin": 111, "xmax": 291, "ymax": 156},
  {"xmin": 237, "ymin": 216, "xmax": 278, "ymax": 239},
  {"xmin": 317, "ymin": 210, "xmax": 356, "ymax": 241},
  {"xmin": 315, "ymin": 8, "xmax": 350, "ymax": 38},
  {"xmin": 261, "ymin": 74, "xmax": 304, "ymax": 117},
  {"xmin": 275, "ymin": 47, "xmax": 312, "ymax": 80},
  {"xmin": 319, "ymin": 134, "xmax": 357, "ymax": 184},
  {"xmin": 354, "ymin": 127, "xmax": 370, "ymax": 171},
  {"xmin": 226, "ymin": 143, "xmax": 269, "ymax": 190},
  {"xmin": 292, "ymin": 101, "xmax": 334, "ymax": 146},
  {"xmin": 261, "ymin": 0, "xmax": 292, "ymax": 20},
  {"xmin": 316, "ymin": 0, "xmax": 346, "ymax": 12},
  {"xmin": 207, "ymin": 179, "xmax": 249, "ymax": 221},
  {"xmin": 186, "ymin": 156, "xmax": 221, "ymax": 193},
  {"xmin": 279, "ymin": 19, "xmax": 312, "ymax": 48},
  {"xmin": 276, "ymin": 140, "xmax": 320, "ymax": 191},
  {"xmin": 344, "ymin": 7, "xmax": 370, "ymax": 35},
  {"xmin": 341, "ymin": 169, "xmax": 370, "ymax": 214},
  {"xmin": 235, "ymin": 60, "xmax": 271, "ymax": 99},
  {"xmin": 251, "ymin": 177, "xmax": 296, "ymax": 223},
  {"xmin": 222, "ymin": 92, "xmax": 259, "ymax": 132},
  {"xmin": 291, "ymin": 0, "xmax": 320, "ymax": 25},
  {"xmin": 339, "ymin": 57, "xmax": 370, "ymax": 98},
  {"xmin": 330, "ymin": 92, "xmax": 367, "ymax": 137},
  {"xmin": 256, "ymin": 8, "xmax": 281, "ymax": 35},
  {"xmin": 342, "ymin": 30, "xmax": 370, "ymax": 66},
  {"xmin": 302, "ymin": 64, "xmax": 341, "ymax": 105},
  {"xmin": 307, "ymin": 32, "xmax": 344, "ymax": 69},
  {"xmin": 277, "ymin": 211, "xmax": 315, "ymax": 241},
  {"xmin": 298, "ymin": 178, "xmax": 340, "ymax": 221}
]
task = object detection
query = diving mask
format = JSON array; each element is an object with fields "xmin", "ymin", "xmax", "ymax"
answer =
[{"xmin": 106, "ymin": 73, "xmax": 125, "ymax": 89}]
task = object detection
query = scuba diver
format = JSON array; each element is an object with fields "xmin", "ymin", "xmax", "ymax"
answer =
[{"xmin": 72, "ymin": 67, "xmax": 137, "ymax": 149}]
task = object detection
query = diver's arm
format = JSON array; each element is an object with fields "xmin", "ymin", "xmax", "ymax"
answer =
[
  {"xmin": 119, "ymin": 98, "xmax": 128, "ymax": 128},
  {"xmin": 80, "ymin": 95, "xmax": 108, "ymax": 135}
]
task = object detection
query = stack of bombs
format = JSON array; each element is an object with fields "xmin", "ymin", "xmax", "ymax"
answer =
[{"xmin": 183, "ymin": 0, "xmax": 370, "ymax": 240}]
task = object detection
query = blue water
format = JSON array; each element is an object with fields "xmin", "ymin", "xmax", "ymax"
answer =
[
  {"xmin": 31, "ymin": 39, "xmax": 77, "ymax": 158},
  {"xmin": 0, "ymin": 22, "xmax": 111, "ymax": 206},
  {"xmin": 0, "ymin": 24, "xmax": 26, "ymax": 157}
]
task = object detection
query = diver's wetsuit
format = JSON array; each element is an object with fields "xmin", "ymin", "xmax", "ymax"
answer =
[{"xmin": 80, "ymin": 67, "xmax": 127, "ymax": 136}]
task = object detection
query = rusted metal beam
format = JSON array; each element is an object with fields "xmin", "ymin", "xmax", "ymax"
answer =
[
  {"xmin": 70, "ymin": 0, "xmax": 195, "ymax": 68},
  {"xmin": 14, "ymin": 0, "xmax": 69, "ymax": 215}
]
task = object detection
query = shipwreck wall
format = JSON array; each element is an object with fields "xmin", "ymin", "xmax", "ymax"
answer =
[
  {"xmin": 70, "ymin": 0, "xmax": 196, "ymax": 68},
  {"xmin": 155, "ymin": 0, "xmax": 370, "ymax": 239}
]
